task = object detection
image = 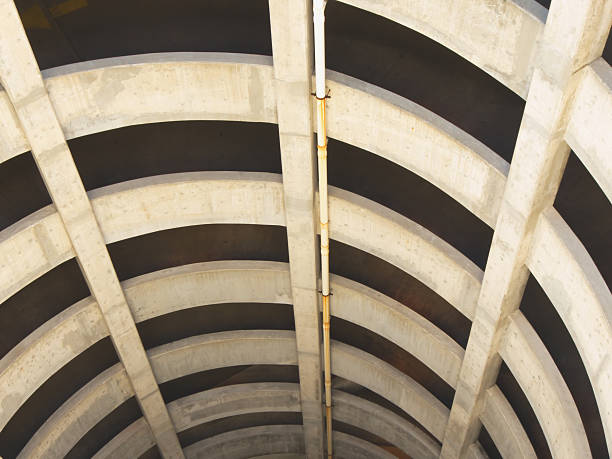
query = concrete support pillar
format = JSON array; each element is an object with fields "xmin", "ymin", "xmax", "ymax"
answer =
[
  {"xmin": 441, "ymin": 0, "xmax": 612, "ymax": 457},
  {"xmin": 0, "ymin": 2, "xmax": 183, "ymax": 457},
  {"xmin": 269, "ymin": 1, "xmax": 324, "ymax": 457}
]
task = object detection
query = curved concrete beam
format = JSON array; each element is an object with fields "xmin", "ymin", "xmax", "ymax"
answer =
[
  {"xmin": 0, "ymin": 53, "xmax": 509, "ymax": 231},
  {"xmin": 0, "ymin": 297, "xmax": 106, "ymax": 432},
  {"xmin": 18, "ymin": 364, "xmax": 133, "ymax": 459},
  {"xmin": 325, "ymin": 71, "xmax": 508, "ymax": 228},
  {"xmin": 183, "ymin": 425, "xmax": 394, "ymax": 459},
  {"xmin": 565, "ymin": 58, "xmax": 612, "ymax": 203},
  {"xmin": 147, "ymin": 331, "xmax": 448, "ymax": 442},
  {"xmin": 0, "ymin": 205, "xmax": 72, "ymax": 305},
  {"xmin": 527, "ymin": 208, "xmax": 612, "ymax": 450},
  {"xmin": 336, "ymin": 0, "xmax": 546, "ymax": 97},
  {"xmin": 481, "ymin": 385, "xmax": 537, "ymax": 459},
  {"xmin": 326, "ymin": 185, "xmax": 482, "ymax": 319},
  {"xmin": 90, "ymin": 172, "xmax": 481, "ymax": 318},
  {"xmin": 500, "ymin": 312, "xmax": 591, "ymax": 458},
  {"xmin": 95, "ymin": 383, "xmax": 440, "ymax": 459}
]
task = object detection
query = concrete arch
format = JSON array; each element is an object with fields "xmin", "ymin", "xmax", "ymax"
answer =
[
  {"xmin": 17, "ymin": 364, "xmax": 133, "ymax": 459},
  {"xmin": 565, "ymin": 58, "xmax": 612, "ymax": 203},
  {"xmin": 527, "ymin": 208, "xmax": 612, "ymax": 450},
  {"xmin": 335, "ymin": 0, "xmax": 546, "ymax": 98},
  {"xmin": 500, "ymin": 312, "xmax": 591, "ymax": 458},
  {"xmin": 89, "ymin": 172, "xmax": 482, "ymax": 319},
  {"xmin": 2, "ymin": 260, "xmax": 533, "ymax": 457},
  {"xmin": 20, "ymin": 331, "xmax": 442, "ymax": 458},
  {"xmin": 0, "ymin": 53, "xmax": 510, "ymax": 229},
  {"xmin": 94, "ymin": 383, "xmax": 440, "ymax": 459},
  {"xmin": 183, "ymin": 425, "xmax": 396, "ymax": 459},
  {"xmin": 147, "ymin": 330, "xmax": 449, "ymax": 441}
]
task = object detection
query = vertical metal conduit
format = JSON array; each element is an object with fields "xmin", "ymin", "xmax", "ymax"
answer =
[{"xmin": 313, "ymin": 1, "xmax": 332, "ymax": 457}]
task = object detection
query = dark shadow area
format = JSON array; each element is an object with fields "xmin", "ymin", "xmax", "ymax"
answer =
[
  {"xmin": 178, "ymin": 412, "xmax": 302, "ymax": 448},
  {"xmin": 71, "ymin": 121, "xmax": 281, "ymax": 190},
  {"xmin": 0, "ymin": 259, "xmax": 90, "ymax": 359},
  {"xmin": 108, "ymin": 224, "xmax": 289, "ymax": 281},
  {"xmin": 478, "ymin": 424, "xmax": 502, "ymax": 459},
  {"xmin": 138, "ymin": 303, "xmax": 295, "ymax": 349},
  {"xmin": 496, "ymin": 362, "xmax": 551, "ymax": 459},
  {"xmin": 0, "ymin": 152, "xmax": 51, "ymax": 232},
  {"xmin": 555, "ymin": 152, "xmax": 612, "ymax": 291},
  {"xmin": 0, "ymin": 338, "xmax": 118, "ymax": 458},
  {"xmin": 66, "ymin": 397, "xmax": 142, "ymax": 459},
  {"xmin": 17, "ymin": 0, "xmax": 272, "ymax": 70},
  {"xmin": 331, "ymin": 316, "xmax": 454, "ymax": 408},
  {"xmin": 331, "ymin": 239, "xmax": 471, "ymax": 347},
  {"xmin": 326, "ymin": 1, "xmax": 525, "ymax": 161},
  {"xmin": 328, "ymin": 138, "xmax": 493, "ymax": 269},
  {"xmin": 159, "ymin": 365, "xmax": 300, "ymax": 404},
  {"xmin": 604, "ymin": 31, "xmax": 611, "ymax": 65},
  {"xmin": 520, "ymin": 275, "xmax": 608, "ymax": 458}
]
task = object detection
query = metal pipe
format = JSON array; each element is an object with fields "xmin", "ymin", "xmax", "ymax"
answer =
[{"xmin": 313, "ymin": 1, "xmax": 332, "ymax": 457}]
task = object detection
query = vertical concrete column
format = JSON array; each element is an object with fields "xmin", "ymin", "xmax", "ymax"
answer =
[
  {"xmin": 441, "ymin": 0, "xmax": 612, "ymax": 457},
  {"xmin": 269, "ymin": 1, "xmax": 324, "ymax": 457},
  {"xmin": 0, "ymin": 2, "xmax": 184, "ymax": 457}
]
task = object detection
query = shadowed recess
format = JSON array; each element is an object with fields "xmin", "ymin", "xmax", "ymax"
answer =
[
  {"xmin": 0, "ymin": 338, "xmax": 118, "ymax": 459},
  {"xmin": 325, "ymin": 1, "xmax": 525, "ymax": 161},
  {"xmin": 555, "ymin": 152, "xmax": 612, "ymax": 291},
  {"xmin": 71, "ymin": 121, "xmax": 282, "ymax": 191},
  {"xmin": 520, "ymin": 275, "xmax": 608, "ymax": 458},
  {"xmin": 0, "ymin": 152, "xmax": 51, "ymax": 232},
  {"xmin": 67, "ymin": 397, "xmax": 142, "ymax": 459},
  {"xmin": 478, "ymin": 425, "xmax": 502, "ymax": 459},
  {"xmin": 178, "ymin": 412, "xmax": 303, "ymax": 448},
  {"xmin": 138, "ymin": 303, "xmax": 295, "ymax": 350},
  {"xmin": 328, "ymin": 137, "xmax": 493, "ymax": 269},
  {"xmin": 159, "ymin": 365, "xmax": 300, "ymax": 404},
  {"xmin": 16, "ymin": 0, "xmax": 272, "ymax": 70},
  {"xmin": 330, "ymin": 315, "xmax": 455, "ymax": 408},
  {"xmin": 0, "ymin": 259, "xmax": 90, "ymax": 360},
  {"xmin": 330, "ymin": 239, "xmax": 471, "ymax": 347},
  {"xmin": 108, "ymin": 224, "xmax": 289, "ymax": 281},
  {"xmin": 496, "ymin": 362, "xmax": 551, "ymax": 459}
]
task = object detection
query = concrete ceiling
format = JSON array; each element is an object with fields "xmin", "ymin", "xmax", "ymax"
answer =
[{"xmin": 0, "ymin": 0, "xmax": 610, "ymax": 458}]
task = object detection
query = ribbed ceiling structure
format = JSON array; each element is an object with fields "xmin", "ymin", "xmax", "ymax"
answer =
[{"xmin": 0, "ymin": 0, "xmax": 611, "ymax": 458}]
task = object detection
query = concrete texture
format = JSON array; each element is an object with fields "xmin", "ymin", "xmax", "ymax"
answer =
[
  {"xmin": 336, "ymin": 0, "xmax": 546, "ymax": 97},
  {"xmin": 269, "ymin": 2, "xmax": 324, "ymax": 455},
  {"xmin": 0, "ymin": 2, "xmax": 182, "ymax": 456},
  {"xmin": 95, "ymin": 384, "xmax": 440, "ymax": 459},
  {"xmin": 441, "ymin": 0, "xmax": 612, "ymax": 456},
  {"xmin": 500, "ymin": 312, "xmax": 590, "ymax": 457}
]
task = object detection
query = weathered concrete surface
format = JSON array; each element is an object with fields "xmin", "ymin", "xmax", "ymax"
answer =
[
  {"xmin": 336, "ymin": 0, "xmax": 546, "ymax": 97},
  {"xmin": 527, "ymin": 208, "xmax": 612, "ymax": 451},
  {"xmin": 500, "ymin": 312, "xmax": 590, "ymax": 457},
  {"xmin": 0, "ymin": 54, "xmax": 512, "ymax": 235},
  {"xmin": 441, "ymin": 0, "xmax": 612, "ymax": 456},
  {"xmin": 269, "ymin": 2, "xmax": 324, "ymax": 455},
  {"xmin": 565, "ymin": 58, "xmax": 612, "ymax": 203},
  {"xmin": 0, "ymin": 205, "xmax": 72, "ymax": 304},
  {"xmin": 326, "ymin": 186, "xmax": 482, "ymax": 320},
  {"xmin": 95, "ymin": 384, "xmax": 439, "ymax": 459},
  {"xmin": 183, "ymin": 425, "xmax": 394, "ymax": 459},
  {"xmin": 325, "ymin": 71, "xmax": 509, "ymax": 228},
  {"xmin": 481, "ymin": 385, "xmax": 537, "ymax": 459},
  {"xmin": 0, "ymin": 2, "xmax": 183, "ymax": 456},
  {"xmin": 18, "ymin": 364, "xmax": 132, "ymax": 458},
  {"xmin": 0, "ymin": 298, "xmax": 106, "ymax": 431}
]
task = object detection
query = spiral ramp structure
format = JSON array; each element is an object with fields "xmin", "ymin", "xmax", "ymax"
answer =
[{"xmin": 0, "ymin": 0, "xmax": 611, "ymax": 458}]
